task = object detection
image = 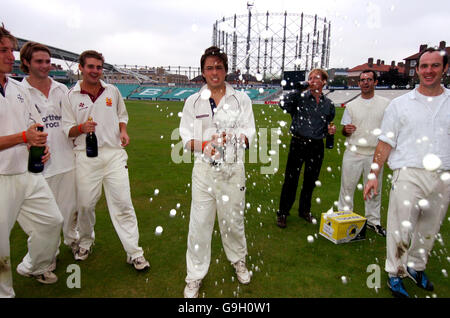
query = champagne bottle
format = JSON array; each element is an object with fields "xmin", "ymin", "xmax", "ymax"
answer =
[
  {"xmin": 86, "ymin": 116, "xmax": 98, "ymax": 157},
  {"xmin": 28, "ymin": 126, "xmax": 45, "ymax": 173},
  {"xmin": 294, "ymin": 81, "xmax": 310, "ymax": 91},
  {"xmin": 326, "ymin": 121, "xmax": 335, "ymax": 149}
]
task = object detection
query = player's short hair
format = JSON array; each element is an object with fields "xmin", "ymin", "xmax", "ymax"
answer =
[
  {"xmin": 79, "ymin": 50, "xmax": 104, "ymax": 67},
  {"xmin": 0, "ymin": 24, "xmax": 18, "ymax": 48},
  {"xmin": 309, "ymin": 68, "xmax": 329, "ymax": 81},
  {"xmin": 200, "ymin": 46, "xmax": 228, "ymax": 73},
  {"xmin": 417, "ymin": 47, "xmax": 448, "ymax": 68},
  {"xmin": 359, "ymin": 69, "xmax": 378, "ymax": 82},
  {"xmin": 20, "ymin": 42, "xmax": 52, "ymax": 74}
]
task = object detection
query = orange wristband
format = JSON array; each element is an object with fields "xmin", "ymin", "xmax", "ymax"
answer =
[
  {"xmin": 22, "ymin": 131, "xmax": 27, "ymax": 143},
  {"xmin": 202, "ymin": 141, "xmax": 209, "ymax": 152},
  {"xmin": 78, "ymin": 124, "xmax": 83, "ymax": 133}
]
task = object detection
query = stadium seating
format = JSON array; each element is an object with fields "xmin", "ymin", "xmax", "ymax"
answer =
[
  {"xmin": 159, "ymin": 87, "xmax": 200, "ymax": 100},
  {"xmin": 123, "ymin": 84, "xmax": 280, "ymax": 102},
  {"xmin": 128, "ymin": 86, "xmax": 172, "ymax": 99},
  {"xmin": 114, "ymin": 83, "xmax": 140, "ymax": 98}
]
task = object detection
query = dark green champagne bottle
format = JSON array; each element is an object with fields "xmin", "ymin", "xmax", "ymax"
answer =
[
  {"xmin": 86, "ymin": 116, "xmax": 98, "ymax": 157},
  {"xmin": 28, "ymin": 126, "xmax": 45, "ymax": 173}
]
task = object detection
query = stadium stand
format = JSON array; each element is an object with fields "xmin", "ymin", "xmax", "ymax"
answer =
[
  {"xmin": 121, "ymin": 84, "xmax": 281, "ymax": 102},
  {"xmin": 159, "ymin": 87, "xmax": 200, "ymax": 100},
  {"xmin": 128, "ymin": 86, "xmax": 172, "ymax": 100},
  {"xmin": 115, "ymin": 83, "xmax": 140, "ymax": 98}
]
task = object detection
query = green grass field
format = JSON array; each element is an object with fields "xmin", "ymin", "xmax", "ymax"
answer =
[{"xmin": 10, "ymin": 100, "xmax": 449, "ymax": 298}]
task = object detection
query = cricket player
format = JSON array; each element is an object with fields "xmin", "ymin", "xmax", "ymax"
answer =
[
  {"xmin": 179, "ymin": 46, "xmax": 256, "ymax": 298},
  {"xmin": 364, "ymin": 48, "xmax": 449, "ymax": 298},
  {"xmin": 17, "ymin": 42, "xmax": 79, "ymax": 277},
  {"xmin": 61, "ymin": 50, "xmax": 149, "ymax": 271},
  {"xmin": 0, "ymin": 26, "xmax": 63, "ymax": 297},
  {"xmin": 338, "ymin": 70, "xmax": 390, "ymax": 236}
]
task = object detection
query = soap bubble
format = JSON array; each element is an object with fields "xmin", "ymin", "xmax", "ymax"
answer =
[
  {"xmin": 222, "ymin": 195, "xmax": 230, "ymax": 203},
  {"xmin": 169, "ymin": 209, "xmax": 177, "ymax": 217},
  {"xmin": 154, "ymin": 189, "xmax": 159, "ymax": 195},
  {"xmin": 341, "ymin": 276, "xmax": 348, "ymax": 284},
  {"xmin": 307, "ymin": 235, "xmax": 314, "ymax": 243}
]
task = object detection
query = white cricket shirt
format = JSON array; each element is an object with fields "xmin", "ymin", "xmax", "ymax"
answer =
[
  {"xmin": 179, "ymin": 82, "xmax": 256, "ymax": 163},
  {"xmin": 0, "ymin": 78, "xmax": 42, "ymax": 175},
  {"xmin": 379, "ymin": 88, "xmax": 450, "ymax": 170},
  {"xmin": 21, "ymin": 77, "xmax": 74, "ymax": 177},
  {"xmin": 62, "ymin": 80, "xmax": 129, "ymax": 151}
]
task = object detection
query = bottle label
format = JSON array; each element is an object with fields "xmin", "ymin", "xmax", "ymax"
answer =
[{"xmin": 86, "ymin": 146, "xmax": 98, "ymax": 157}]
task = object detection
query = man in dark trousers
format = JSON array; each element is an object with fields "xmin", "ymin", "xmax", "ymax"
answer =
[{"xmin": 277, "ymin": 68, "xmax": 336, "ymax": 228}]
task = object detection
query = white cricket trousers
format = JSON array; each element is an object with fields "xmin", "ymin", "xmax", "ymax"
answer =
[
  {"xmin": 46, "ymin": 169, "xmax": 78, "ymax": 246},
  {"xmin": 186, "ymin": 162, "xmax": 247, "ymax": 283},
  {"xmin": 0, "ymin": 172, "xmax": 63, "ymax": 298},
  {"xmin": 75, "ymin": 147, "xmax": 143, "ymax": 261},
  {"xmin": 16, "ymin": 169, "xmax": 78, "ymax": 276},
  {"xmin": 385, "ymin": 168, "xmax": 449, "ymax": 277},
  {"xmin": 338, "ymin": 149, "xmax": 383, "ymax": 226}
]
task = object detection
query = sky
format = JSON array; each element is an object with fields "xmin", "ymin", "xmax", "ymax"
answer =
[{"xmin": 2, "ymin": 0, "xmax": 449, "ymax": 72}]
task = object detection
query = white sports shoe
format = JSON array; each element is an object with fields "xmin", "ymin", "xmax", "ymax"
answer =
[
  {"xmin": 233, "ymin": 260, "xmax": 251, "ymax": 284},
  {"xmin": 130, "ymin": 256, "xmax": 150, "ymax": 271},
  {"xmin": 75, "ymin": 247, "xmax": 90, "ymax": 261},
  {"xmin": 17, "ymin": 265, "xmax": 58, "ymax": 285},
  {"xmin": 184, "ymin": 280, "xmax": 202, "ymax": 298}
]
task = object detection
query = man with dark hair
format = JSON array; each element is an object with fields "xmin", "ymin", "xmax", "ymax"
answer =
[
  {"xmin": 179, "ymin": 46, "xmax": 255, "ymax": 298},
  {"xmin": 17, "ymin": 42, "xmax": 79, "ymax": 278},
  {"xmin": 337, "ymin": 70, "xmax": 390, "ymax": 236},
  {"xmin": 364, "ymin": 48, "xmax": 449, "ymax": 298},
  {"xmin": 62, "ymin": 50, "xmax": 149, "ymax": 271},
  {"xmin": 0, "ymin": 26, "xmax": 63, "ymax": 297},
  {"xmin": 276, "ymin": 68, "xmax": 336, "ymax": 228}
]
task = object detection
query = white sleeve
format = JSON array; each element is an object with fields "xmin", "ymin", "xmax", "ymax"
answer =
[
  {"xmin": 340, "ymin": 107, "xmax": 352, "ymax": 125},
  {"xmin": 61, "ymin": 91, "xmax": 78, "ymax": 137},
  {"xmin": 378, "ymin": 101, "xmax": 398, "ymax": 148},
  {"xmin": 116, "ymin": 87, "xmax": 129, "ymax": 124},
  {"xmin": 237, "ymin": 94, "xmax": 256, "ymax": 147},
  {"xmin": 179, "ymin": 94, "xmax": 196, "ymax": 148}
]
